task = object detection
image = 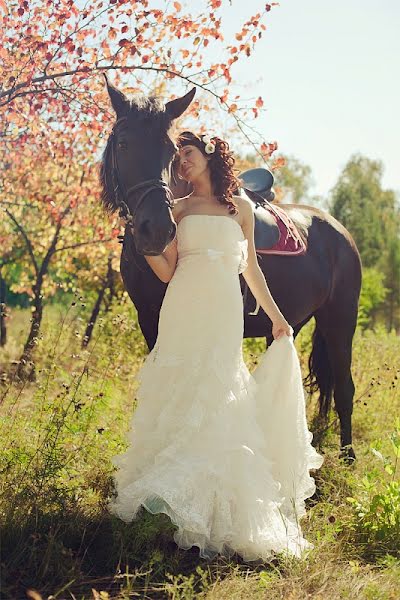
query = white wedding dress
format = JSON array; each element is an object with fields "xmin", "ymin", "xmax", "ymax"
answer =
[{"xmin": 108, "ymin": 214, "xmax": 324, "ymax": 562}]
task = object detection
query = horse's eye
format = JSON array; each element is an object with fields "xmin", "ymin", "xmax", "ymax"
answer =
[{"xmin": 117, "ymin": 141, "xmax": 127, "ymax": 150}]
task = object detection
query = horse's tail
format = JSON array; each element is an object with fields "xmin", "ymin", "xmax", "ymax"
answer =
[{"xmin": 303, "ymin": 323, "xmax": 334, "ymax": 419}]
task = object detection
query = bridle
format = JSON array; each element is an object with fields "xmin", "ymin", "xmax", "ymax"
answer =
[{"xmin": 108, "ymin": 116, "xmax": 175, "ymax": 231}]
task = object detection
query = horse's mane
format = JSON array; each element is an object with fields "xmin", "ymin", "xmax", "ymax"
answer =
[{"xmin": 100, "ymin": 95, "xmax": 172, "ymax": 214}]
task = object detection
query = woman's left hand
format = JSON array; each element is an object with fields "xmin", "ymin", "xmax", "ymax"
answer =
[{"xmin": 272, "ymin": 316, "xmax": 293, "ymax": 340}]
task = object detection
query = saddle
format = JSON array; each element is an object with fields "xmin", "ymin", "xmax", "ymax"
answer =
[
  {"xmin": 238, "ymin": 168, "xmax": 308, "ymax": 317},
  {"xmin": 238, "ymin": 168, "xmax": 307, "ymax": 257}
]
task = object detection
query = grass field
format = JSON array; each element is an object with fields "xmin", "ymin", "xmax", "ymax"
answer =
[{"xmin": 0, "ymin": 299, "xmax": 399, "ymax": 599}]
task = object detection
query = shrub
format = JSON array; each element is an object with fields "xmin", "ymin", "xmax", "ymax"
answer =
[{"xmin": 346, "ymin": 420, "xmax": 400, "ymax": 559}]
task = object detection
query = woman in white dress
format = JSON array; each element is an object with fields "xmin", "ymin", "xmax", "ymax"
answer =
[{"xmin": 107, "ymin": 131, "xmax": 324, "ymax": 562}]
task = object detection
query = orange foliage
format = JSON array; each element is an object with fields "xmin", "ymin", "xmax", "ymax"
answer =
[
  {"xmin": 0, "ymin": 0, "xmax": 276, "ymax": 140},
  {"xmin": 1, "ymin": 0, "xmax": 280, "ymax": 297}
]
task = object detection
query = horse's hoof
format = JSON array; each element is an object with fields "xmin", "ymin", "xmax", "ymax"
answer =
[{"xmin": 339, "ymin": 445, "xmax": 356, "ymax": 465}]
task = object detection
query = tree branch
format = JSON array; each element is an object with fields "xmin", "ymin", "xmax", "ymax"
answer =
[
  {"xmin": 0, "ymin": 64, "xmax": 185, "ymax": 103},
  {"xmin": 54, "ymin": 237, "xmax": 114, "ymax": 253},
  {"xmin": 4, "ymin": 208, "xmax": 39, "ymax": 276}
]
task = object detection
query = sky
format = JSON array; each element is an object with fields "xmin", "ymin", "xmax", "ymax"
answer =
[
  {"xmin": 74, "ymin": 0, "xmax": 398, "ymax": 199},
  {"xmin": 218, "ymin": 0, "xmax": 400, "ymax": 198}
]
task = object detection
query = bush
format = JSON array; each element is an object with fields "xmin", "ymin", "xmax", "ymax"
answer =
[
  {"xmin": 357, "ymin": 267, "xmax": 388, "ymax": 330},
  {"xmin": 346, "ymin": 420, "xmax": 400, "ymax": 559}
]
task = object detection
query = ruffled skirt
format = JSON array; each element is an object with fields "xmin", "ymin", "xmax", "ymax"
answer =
[{"xmin": 107, "ymin": 333, "xmax": 324, "ymax": 562}]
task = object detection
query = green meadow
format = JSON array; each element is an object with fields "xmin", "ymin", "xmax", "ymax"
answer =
[{"xmin": 0, "ymin": 301, "xmax": 399, "ymax": 599}]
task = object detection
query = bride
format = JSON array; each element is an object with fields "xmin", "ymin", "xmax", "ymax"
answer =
[{"xmin": 107, "ymin": 130, "xmax": 324, "ymax": 562}]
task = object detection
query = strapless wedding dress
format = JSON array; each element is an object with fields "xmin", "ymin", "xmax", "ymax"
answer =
[{"xmin": 108, "ymin": 214, "xmax": 324, "ymax": 562}]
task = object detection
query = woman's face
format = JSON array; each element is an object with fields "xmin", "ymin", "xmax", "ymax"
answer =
[{"xmin": 176, "ymin": 144, "xmax": 209, "ymax": 183}]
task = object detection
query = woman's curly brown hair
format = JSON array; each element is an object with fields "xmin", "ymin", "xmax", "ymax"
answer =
[{"xmin": 175, "ymin": 131, "xmax": 241, "ymax": 215}]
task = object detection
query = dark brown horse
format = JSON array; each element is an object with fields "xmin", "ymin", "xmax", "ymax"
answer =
[{"xmin": 100, "ymin": 78, "xmax": 362, "ymax": 464}]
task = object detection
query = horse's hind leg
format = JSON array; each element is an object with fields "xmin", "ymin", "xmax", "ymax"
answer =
[{"xmin": 314, "ymin": 301, "xmax": 358, "ymax": 464}]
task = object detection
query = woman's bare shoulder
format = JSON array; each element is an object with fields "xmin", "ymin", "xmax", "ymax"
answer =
[
  {"xmin": 233, "ymin": 195, "xmax": 253, "ymax": 226},
  {"xmin": 233, "ymin": 193, "xmax": 251, "ymax": 206}
]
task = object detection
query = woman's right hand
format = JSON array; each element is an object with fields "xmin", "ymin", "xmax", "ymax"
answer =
[{"xmin": 272, "ymin": 315, "xmax": 293, "ymax": 340}]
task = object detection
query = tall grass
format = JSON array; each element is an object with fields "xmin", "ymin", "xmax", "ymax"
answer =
[{"xmin": 0, "ymin": 301, "xmax": 399, "ymax": 599}]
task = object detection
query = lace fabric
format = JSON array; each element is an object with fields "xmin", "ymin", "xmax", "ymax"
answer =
[{"xmin": 108, "ymin": 215, "xmax": 324, "ymax": 562}]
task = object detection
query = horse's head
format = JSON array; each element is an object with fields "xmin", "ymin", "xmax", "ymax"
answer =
[{"xmin": 101, "ymin": 76, "xmax": 196, "ymax": 255}]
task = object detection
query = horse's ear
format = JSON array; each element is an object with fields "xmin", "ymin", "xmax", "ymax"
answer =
[
  {"xmin": 165, "ymin": 87, "xmax": 196, "ymax": 120},
  {"xmin": 104, "ymin": 74, "xmax": 129, "ymax": 117}
]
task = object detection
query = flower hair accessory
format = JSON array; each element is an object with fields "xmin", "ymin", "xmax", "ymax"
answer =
[{"xmin": 201, "ymin": 133, "xmax": 216, "ymax": 154}]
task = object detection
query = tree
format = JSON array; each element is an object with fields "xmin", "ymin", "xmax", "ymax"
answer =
[
  {"xmin": 382, "ymin": 219, "xmax": 400, "ymax": 332},
  {"xmin": 81, "ymin": 252, "xmax": 124, "ymax": 348},
  {"xmin": 0, "ymin": 202, "xmax": 28, "ymax": 347},
  {"xmin": 233, "ymin": 151, "xmax": 315, "ymax": 206},
  {"xmin": 329, "ymin": 155, "xmax": 391, "ymax": 267},
  {"xmin": 329, "ymin": 154, "xmax": 400, "ymax": 331},
  {"xmin": 357, "ymin": 267, "xmax": 388, "ymax": 330},
  {"xmin": 0, "ymin": 121, "xmax": 120, "ymax": 378},
  {"xmin": 272, "ymin": 154, "xmax": 313, "ymax": 204},
  {"xmin": 0, "ymin": 0, "xmax": 279, "ymax": 161}
]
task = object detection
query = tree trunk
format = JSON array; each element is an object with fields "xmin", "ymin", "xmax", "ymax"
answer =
[
  {"xmin": 82, "ymin": 285, "xmax": 106, "ymax": 348},
  {"xmin": 16, "ymin": 281, "xmax": 43, "ymax": 380},
  {"xmin": 387, "ymin": 289, "xmax": 394, "ymax": 332},
  {"xmin": 7, "ymin": 205, "xmax": 69, "ymax": 380},
  {"xmin": 82, "ymin": 255, "xmax": 115, "ymax": 346},
  {"xmin": 0, "ymin": 272, "xmax": 7, "ymax": 347},
  {"xmin": 103, "ymin": 255, "xmax": 116, "ymax": 315}
]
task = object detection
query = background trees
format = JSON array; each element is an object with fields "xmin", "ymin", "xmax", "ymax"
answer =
[{"xmin": 329, "ymin": 154, "xmax": 400, "ymax": 331}]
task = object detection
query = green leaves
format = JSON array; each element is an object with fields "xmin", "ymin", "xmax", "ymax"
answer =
[{"xmin": 345, "ymin": 423, "xmax": 400, "ymax": 558}]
